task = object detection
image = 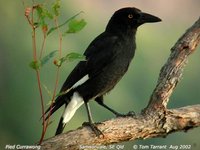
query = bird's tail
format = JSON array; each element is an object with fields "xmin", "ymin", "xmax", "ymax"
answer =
[
  {"xmin": 43, "ymin": 88, "xmax": 75, "ymax": 121},
  {"xmin": 55, "ymin": 115, "xmax": 66, "ymax": 135},
  {"xmin": 43, "ymin": 90, "xmax": 84, "ymax": 135},
  {"xmin": 42, "ymin": 93, "xmax": 69, "ymax": 122},
  {"xmin": 42, "ymin": 94, "xmax": 69, "ymax": 136}
]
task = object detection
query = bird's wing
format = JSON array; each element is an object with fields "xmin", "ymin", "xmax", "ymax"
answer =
[
  {"xmin": 44, "ymin": 32, "xmax": 118, "ymax": 118},
  {"xmin": 60, "ymin": 61, "xmax": 88, "ymax": 92},
  {"xmin": 84, "ymin": 32, "xmax": 119, "ymax": 78},
  {"xmin": 61, "ymin": 32, "xmax": 118, "ymax": 92}
]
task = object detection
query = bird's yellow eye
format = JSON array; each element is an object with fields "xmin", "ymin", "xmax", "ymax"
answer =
[{"xmin": 128, "ymin": 14, "xmax": 133, "ymax": 19}]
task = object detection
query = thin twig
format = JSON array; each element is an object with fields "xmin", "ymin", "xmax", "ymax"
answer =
[{"xmin": 43, "ymin": 16, "xmax": 63, "ymax": 141}]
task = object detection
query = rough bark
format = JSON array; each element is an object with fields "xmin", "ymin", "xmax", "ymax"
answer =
[
  {"xmin": 40, "ymin": 17, "xmax": 200, "ymax": 150},
  {"xmin": 146, "ymin": 17, "xmax": 200, "ymax": 111}
]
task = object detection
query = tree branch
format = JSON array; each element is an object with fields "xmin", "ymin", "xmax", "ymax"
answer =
[
  {"xmin": 40, "ymin": 17, "xmax": 200, "ymax": 150},
  {"xmin": 146, "ymin": 17, "xmax": 200, "ymax": 111},
  {"xmin": 41, "ymin": 105, "xmax": 200, "ymax": 150}
]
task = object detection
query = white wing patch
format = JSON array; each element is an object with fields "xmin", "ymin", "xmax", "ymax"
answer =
[
  {"xmin": 62, "ymin": 92, "xmax": 84, "ymax": 123},
  {"xmin": 72, "ymin": 75, "xmax": 89, "ymax": 89},
  {"xmin": 62, "ymin": 75, "xmax": 89, "ymax": 123}
]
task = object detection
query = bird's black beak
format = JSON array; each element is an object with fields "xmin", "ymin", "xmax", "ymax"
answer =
[{"xmin": 138, "ymin": 12, "xmax": 161, "ymax": 24}]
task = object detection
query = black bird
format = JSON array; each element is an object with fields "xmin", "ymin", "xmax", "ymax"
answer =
[{"xmin": 45, "ymin": 7, "xmax": 161, "ymax": 136}]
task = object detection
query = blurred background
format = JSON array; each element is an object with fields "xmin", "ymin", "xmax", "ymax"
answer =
[{"xmin": 0, "ymin": 0, "xmax": 200, "ymax": 149}]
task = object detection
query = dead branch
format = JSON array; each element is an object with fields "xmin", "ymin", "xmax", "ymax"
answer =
[{"xmin": 40, "ymin": 17, "xmax": 200, "ymax": 150}]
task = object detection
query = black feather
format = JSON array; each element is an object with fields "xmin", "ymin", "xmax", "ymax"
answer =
[{"xmin": 43, "ymin": 7, "xmax": 161, "ymax": 135}]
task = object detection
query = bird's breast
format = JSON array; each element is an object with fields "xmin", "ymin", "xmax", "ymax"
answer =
[
  {"xmin": 113, "ymin": 40, "xmax": 135, "ymax": 70},
  {"xmin": 100, "ymin": 43, "xmax": 135, "ymax": 92}
]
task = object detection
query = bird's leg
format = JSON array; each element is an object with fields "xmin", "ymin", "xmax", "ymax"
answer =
[
  {"xmin": 96, "ymin": 99, "xmax": 124, "ymax": 116},
  {"xmin": 82, "ymin": 102, "xmax": 103, "ymax": 136},
  {"xmin": 95, "ymin": 96, "xmax": 135, "ymax": 117}
]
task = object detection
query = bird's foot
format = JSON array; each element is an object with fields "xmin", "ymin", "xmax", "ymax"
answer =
[
  {"xmin": 95, "ymin": 122, "xmax": 105, "ymax": 125},
  {"xmin": 115, "ymin": 111, "xmax": 135, "ymax": 118},
  {"xmin": 82, "ymin": 122, "xmax": 104, "ymax": 137}
]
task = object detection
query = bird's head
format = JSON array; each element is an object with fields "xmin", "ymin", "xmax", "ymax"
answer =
[{"xmin": 106, "ymin": 7, "xmax": 161, "ymax": 33}]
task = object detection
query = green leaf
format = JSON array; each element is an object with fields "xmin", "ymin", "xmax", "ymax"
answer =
[
  {"xmin": 44, "ymin": 9, "xmax": 53, "ymax": 19},
  {"xmin": 52, "ymin": 0, "xmax": 61, "ymax": 16},
  {"xmin": 36, "ymin": 5, "xmax": 53, "ymax": 28},
  {"xmin": 36, "ymin": 5, "xmax": 43, "ymax": 18},
  {"xmin": 29, "ymin": 51, "xmax": 57, "ymax": 70},
  {"xmin": 47, "ymin": 11, "xmax": 83, "ymax": 35},
  {"xmin": 29, "ymin": 60, "xmax": 41, "ymax": 70},
  {"xmin": 54, "ymin": 52, "xmax": 86, "ymax": 67},
  {"xmin": 47, "ymin": 27, "xmax": 57, "ymax": 36},
  {"xmin": 61, "ymin": 52, "xmax": 86, "ymax": 63},
  {"xmin": 36, "ymin": 5, "xmax": 46, "ymax": 27},
  {"xmin": 41, "ymin": 50, "xmax": 58, "ymax": 66},
  {"xmin": 65, "ymin": 19, "xmax": 87, "ymax": 34}
]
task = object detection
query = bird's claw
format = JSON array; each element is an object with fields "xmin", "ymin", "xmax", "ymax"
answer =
[
  {"xmin": 116, "ymin": 111, "xmax": 135, "ymax": 118},
  {"xmin": 82, "ymin": 122, "xmax": 104, "ymax": 137},
  {"xmin": 127, "ymin": 111, "xmax": 136, "ymax": 116}
]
